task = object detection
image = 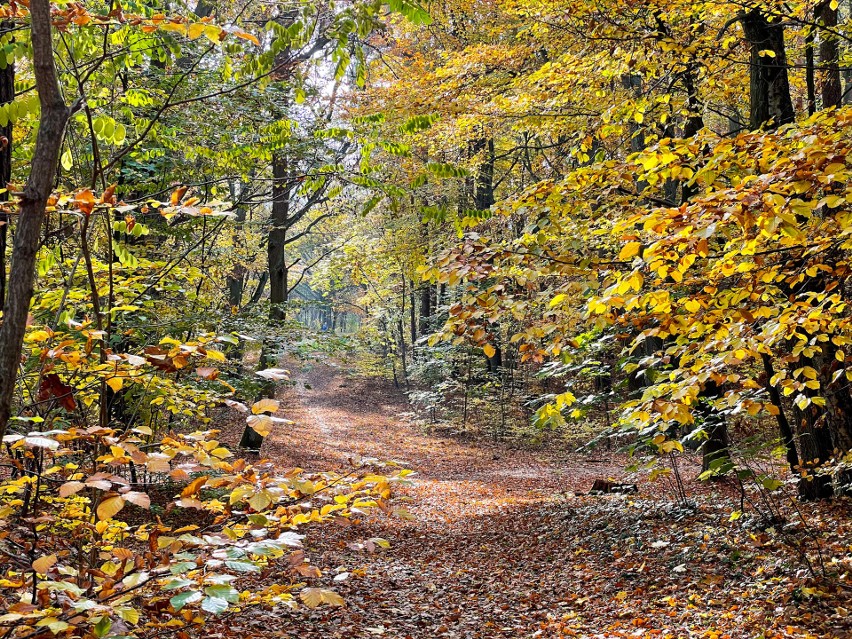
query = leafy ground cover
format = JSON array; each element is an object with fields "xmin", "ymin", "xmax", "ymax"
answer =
[{"xmin": 211, "ymin": 363, "xmax": 852, "ymax": 639}]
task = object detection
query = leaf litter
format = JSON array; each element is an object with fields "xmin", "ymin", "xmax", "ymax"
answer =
[{"xmin": 208, "ymin": 363, "xmax": 851, "ymax": 639}]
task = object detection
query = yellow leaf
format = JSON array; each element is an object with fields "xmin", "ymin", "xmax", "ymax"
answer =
[
  {"xmin": 188, "ymin": 22, "xmax": 205, "ymax": 40},
  {"xmin": 204, "ymin": 25, "xmax": 224, "ymax": 43},
  {"xmin": 97, "ymin": 495, "xmax": 125, "ymax": 521},
  {"xmin": 660, "ymin": 440, "xmax": 684, "ymax": 454},
  {"xmin": 483, "ymin": 344, "xmax": 496, "ymax": 359},
  {"xmin": 248, "ymin": 490, "xmax": 272, "ymax": 512},
  {"xmin": 205, "ymin": 349, "xmax": 226, "ymax": 362},
  {"xmin": 106, "ymin": 376, "xmax": 124, "ymax": 392},
  {"xmin": 619, "ymin": 242, "xmax": 642, "ymax": 261},
  {"xmin": 251, "ymin": 398, "xmax": 280, "ymax": 414},
  {"xmin": 641, "ymin": 155, "xmax": 658, "ymax": 171},
  {"xmin": 158, "ymin": 22, "xmax": 187, "ymax": 35},
  {"xmin": 300, "ymin": 588, "xmax": 344, "ymax": 608},
  {"xmin": 247, "ymin": 414, "xmax": 273, "ymax": 436},
  {"xmin": 684, "ymin": 299, "xmax": 701, "ymax": 313},
  {"xmin": 549, "ymin": 293, "xmax": 567, "ymax": 308}
]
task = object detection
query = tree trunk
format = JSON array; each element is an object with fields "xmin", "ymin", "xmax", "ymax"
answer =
[
  {"xmin": 739, "ymin": 9, "xmax": 795, "ymax": 130},
  {"xmin": 419, "ymin": 285, "xmax": 432, "ymax": 337},
  {"xmin": 806, "ymin": 26, "xmax": 817, "ymax": 115},
  {"xmin": 268, "ymin": 152, "xmax": 290, "ymax": 321},
  {"xmin": 473, "ymin": 138, "xmax": 495, "ymax": 211},
  {"xmin": 398, "ymin": 274, "xmax": 408, "ymax": 379},
  {"xmin": 817, "ymin": 1, "xmax": 842, "ymax": 109},
  {"xmin": 409, "ymin": 282, "xmax": 417, "ymax": 360},
  {"xmin": 697, "ymin": 380, "xmax": 730, "ymax": 473},
  {"xmin": 0, "ymin": 9, "xmax": 13, "ymax": 307},
  {"xmin": 760, "ymin": 352, "xmax": 800, "ymax": 474},
  {"xmin": 0, "ymin": 0, "xmax": 70, "ymax": 439},
  {"xmin": 226, "ymin": 181, "xmax": 248, "ymax": 309},
  {"xmin": 790, "ymin": 341, "xmax": 852, "ymax": 499}
]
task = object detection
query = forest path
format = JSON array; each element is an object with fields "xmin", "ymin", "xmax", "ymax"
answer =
[
  {"xmin": 220, "ymin": 362, "xmax": 848, "ymax": 639},
  {"xmin": 254, "ymin": 361, "xmax": 618, "ymax": 639}
]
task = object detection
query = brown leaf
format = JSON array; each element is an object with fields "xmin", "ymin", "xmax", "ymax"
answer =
[
  {"xmin": 32, "ymin": 554, "xmax": 57, "ymax": 574},
  {"xmin": 123, "ymin": 491, "xmax": 151, "ymax": 509}
]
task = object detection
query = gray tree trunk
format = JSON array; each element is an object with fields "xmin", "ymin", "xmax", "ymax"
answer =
[{"xmin": 0, "ymin": 0, "xmax": 71, "ymax": 438}]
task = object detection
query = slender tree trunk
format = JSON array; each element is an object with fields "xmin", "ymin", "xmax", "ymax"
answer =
[
  {"xmin": 845, "ymin": 0, "xmax": 852, "ymax": 104},
  {"xmin": 761, "ymin": 352, "xmax": 800, "ymax": 474},
  {"xmin": 226, "ymin": 181, "xmax": 248, "ymax": 309},
  {"xmin": 0, "ymin": 0, "xmax": 71, "ymax": 438},
  {"xmin": 409, "ymin": 282, "xmax": 417, "ymax": 361},
  {"xmin": 398, "ymin": 274, "xmax": 408, "ymax": 379},
  {"xmin": 0, "ymin": 9, "xmax": 12, "ymax": 308},
  {"xmin": 268, "ymin": 152, "xmax": 290, "ymax": 321},
  {"xmin": 806, "ymin": 27, "xmax": 817, "ymax": 115},
  {"xmin": 419, "ymin": 285, "xmax": 432, "ymax": 337},
  {"xmin": 697, "ymin": 380, "xmax": 729, "ymax": 473}
]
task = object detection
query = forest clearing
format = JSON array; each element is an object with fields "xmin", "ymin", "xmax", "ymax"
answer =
[{"xmin": 0, "ymin": 1, "xmax": 852, "ymax": 638}]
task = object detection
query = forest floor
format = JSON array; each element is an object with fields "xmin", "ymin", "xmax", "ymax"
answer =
[{"xmin": 217, "ymin": 361, "xmax": 851, "ymax": 639}]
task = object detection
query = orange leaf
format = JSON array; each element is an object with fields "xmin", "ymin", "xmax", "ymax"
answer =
[
  {"xmin": 75, "ymin": 189, "xmax": 95, "ymax": 215},
  {"xmin": 181, "ymin": 476, "xmax": 208, "ymax": 497}
]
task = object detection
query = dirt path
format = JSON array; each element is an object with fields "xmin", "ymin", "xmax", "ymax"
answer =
[
  {"xmin": 246, "ymin": 362, "xmax": 617, "ymax": 639},
  {"xmin": 265, "ymin": 362, "xmax": 582, "ymax": 517},
  {"xmin": 219, "ymin": 362, "xmax": 850, "ymax": 639}
]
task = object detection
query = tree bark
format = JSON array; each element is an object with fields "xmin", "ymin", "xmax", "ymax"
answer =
[
  {"xmin": 739, "ymin": 9, "xmax": 795, "ymax": 130},
  {"xmin": 0, "ymin": 8, "xmax": 13, "ymax": 307},
  {"xmin": 817, "ymin": 1, "xmax": 842, "ymax": 109},
  {"xmin": 806, "ymin": 26, "xmax": 817, "ymax": 115},
  {"xmin": 472, "ymin": 137, "xmax": 495, "ymax": 211},
  {"xmin": 0, "ymin": 0, "xmax": 71, "ymax": 438},
  {"xmin": 409, "ymin": 282, "xmax": 417, "ymax": 360},
  {"xmin": 697, "ymin": 380, "xmax": 730, "ymax": 473},
  {"xmin": 760, "ymin": 352, "xmax": 799, "ymax": 474},
  {"xmin": 419, "ymin": 284, "xmax": 432, "ymax": 337},
  {"xmin": 268, "ymin": 152, "xmax": 290, "ymax": 321}
]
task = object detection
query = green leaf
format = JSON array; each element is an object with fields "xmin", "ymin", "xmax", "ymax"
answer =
[
  {"xmin": 169, "ymin": 561, "xmax": 197, "ymax": 575},
  {"xmin": 761, "ymin": 476, "xmax": 783, "ymax": 491},
  {"xmin": 114, "ymin": 243, "xmax": 139, "ymax": 268},
  {"xmin": 201, "ymin": 596, "xmax": 229, "ymax": 615},
  {"xmin": 93, "ymin": 616, "xmax": 112, "ymax": 639},
  {"xmin": 203, "ymin": 584, "xmax": 239, "ymax": 603},
  {"xmin": 113, "ymin": 123, "xmax": 127, "ymax": 145},
  {"xmin": 163, "ymin": 578, "xmax": 193, "ymax": 590},
  {"xmin": 170, "ymin": 590, "xmax": 202, "ymax": 611},
  {"xmin": 225, "ymin": 560, "xmax": 260, "ymax": 573}
]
